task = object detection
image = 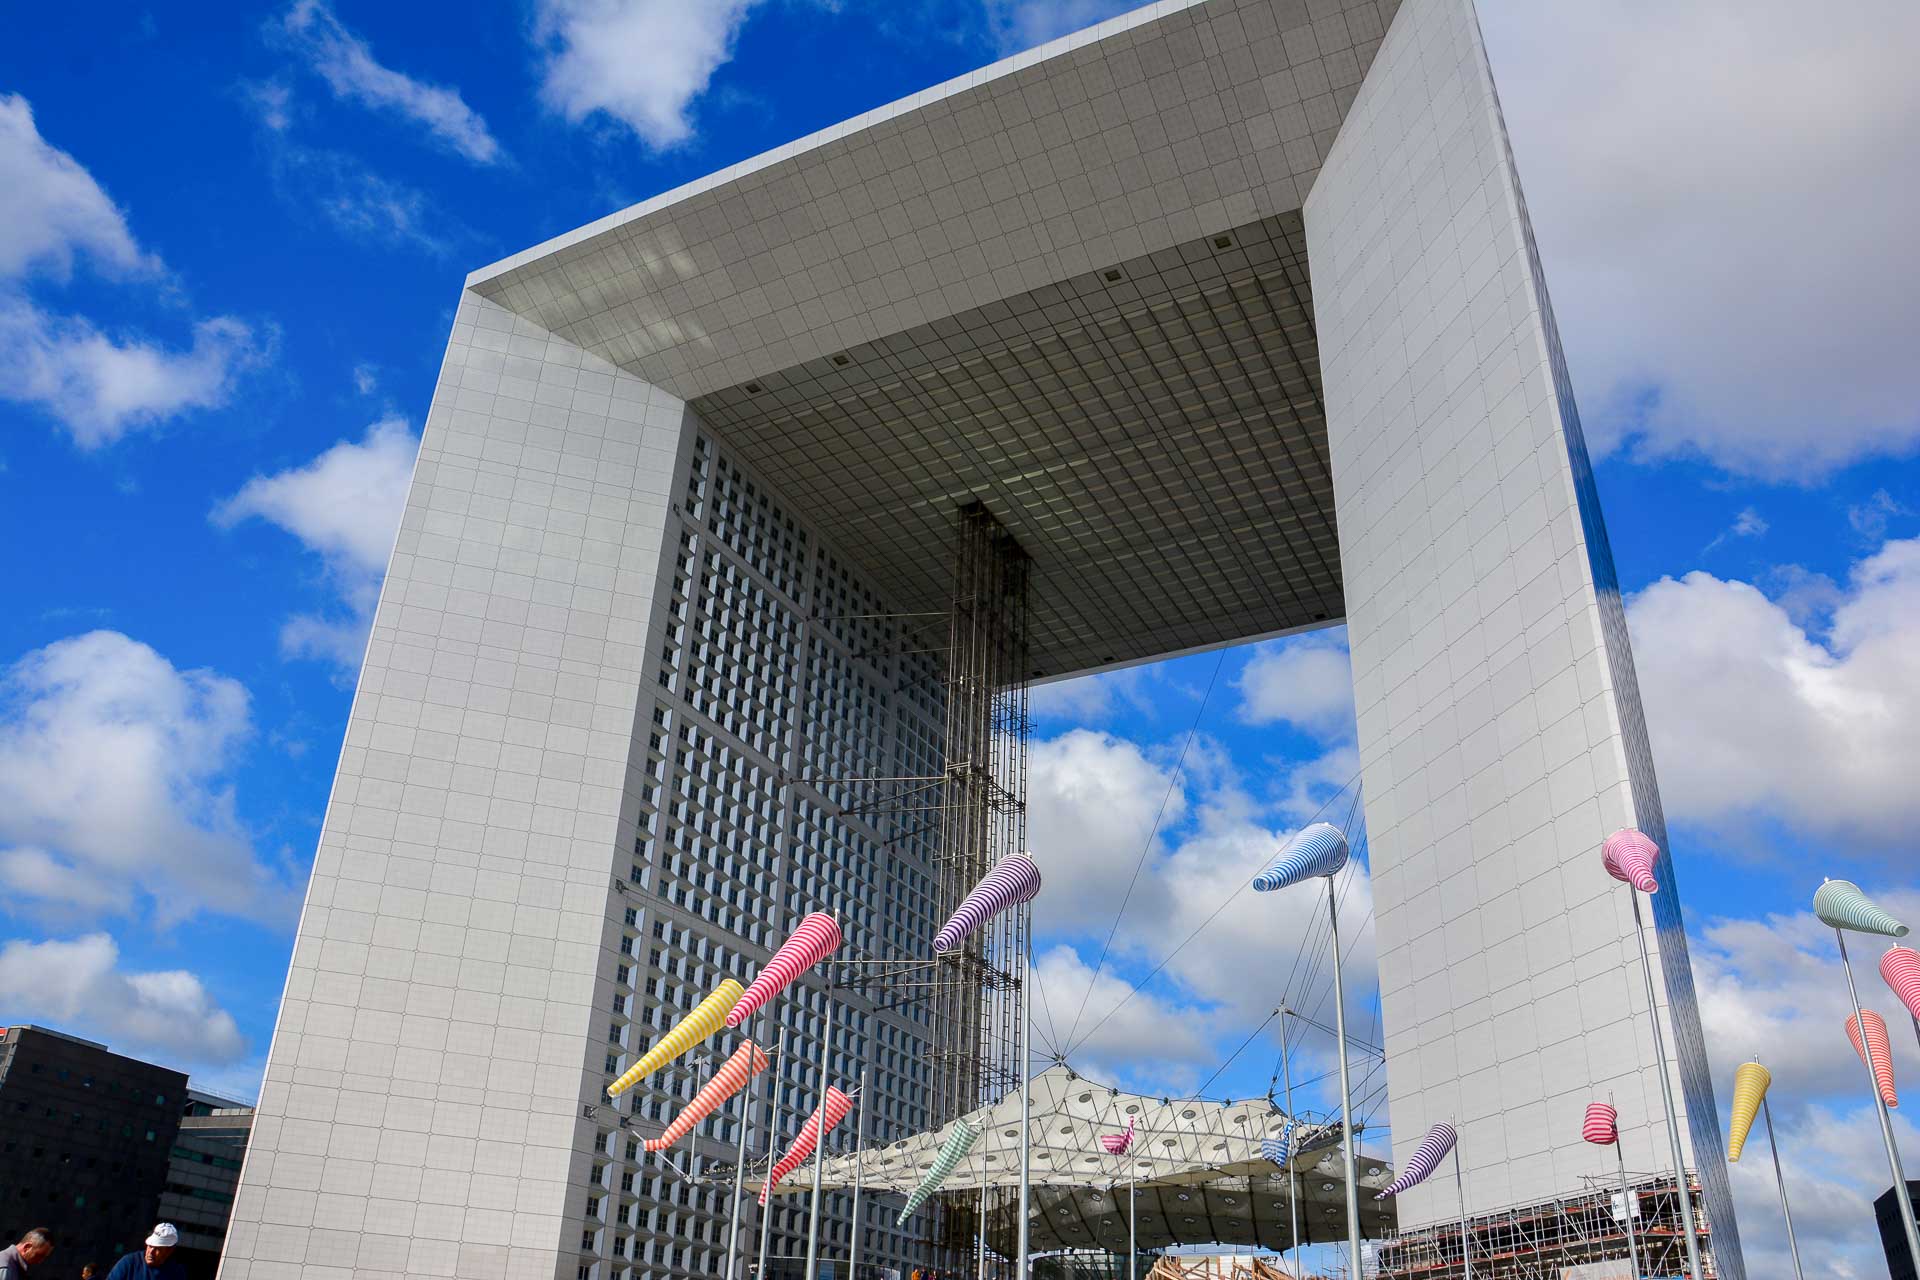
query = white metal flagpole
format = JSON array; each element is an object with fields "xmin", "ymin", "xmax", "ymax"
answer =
[
  {"xmin": 725, "ymin": 1012, "xmax": 756, "ymax": 1280},
  {"xmin": 978, "ymin": 1180, "xmax": 989, "ymax": 1280},
  {"xmin": 758, "ymin": 1023, "xmax": 786, "ymax": 1280},
  {"xmin": 1628, "ymin": 892, "xmax": 1705, "ymax": 1280},
  {"xmin": 1017, "ymin": 898, "xmax": 1033, "ymax": 1279},
  {"xmin": 1453, "ymin": 1138, "xmax": 1469, "ymax": 1280},
  {"xmin": 850, "ymin": 1064, "xmax": 868, "ymax": 1280},
  {"xmin": 1760, "ymin": 1094, "xmax": 1803, "ymax": 1280},
  {"xmin": 804, "ymin": 982, "xmax": 835, "ymax": 1280},
  {"xmin": 1838, "ymin": 929, "xmax": 1920, "ymax": 1268},
  {"xmin": 1279, "ymin": 1008, "xmax": 1299, "ymax": 1272},
  {"xmin": 1612, "ymin": 1136, "xmax": 1640, "ymax": 1280},
  {"xmin": 1326, "ymin": 875, "xmax": 1362, "ymax": 1280},
  {"xmin": 1127, "ymin": 1178, "xmax": 1136, "ymax": 1280}
]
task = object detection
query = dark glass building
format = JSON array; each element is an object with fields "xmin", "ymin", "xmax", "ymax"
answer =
[{"xmin": 0, "ymin": 1024, "xmax": 188, "ymax": 1275}]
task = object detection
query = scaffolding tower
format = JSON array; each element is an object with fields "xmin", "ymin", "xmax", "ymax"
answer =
[
  {"xmin": 1373, "ymin": 1172, "xmax": 1712, "ymax": 1280},
  {"xmin": 928, "ymin": 501, "xmax": 1032, "ymax": 1123}
]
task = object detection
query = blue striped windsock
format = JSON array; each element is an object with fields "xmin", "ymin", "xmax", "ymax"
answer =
[
  {"xmin": 1375, "ymin": 1122, "xmax": 1456, "ymax": 1199},
  {"xmin": 897, "ymin": 1121, "xmax": 980, "ymax": 1224},
  {"xmin": 934, "ymin": 853, "xmax": 1042, "ymax": 953},
  {"xmin": 1814, "ymin": 879, "xmax": 1909, "ymax": 938},
  {"xmin": 1254, "ymin": 822, "xmax": 1349, "ymax": 892},
  {"xmin": 1261, "ymin": 1118, "xmax": 1294, "ymax": 1166}
]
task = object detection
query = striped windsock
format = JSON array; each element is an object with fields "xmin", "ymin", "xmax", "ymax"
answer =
[
  {"xmin": 1848, "ymin": 1010, "xmax": 1899, "ymax": 1107},
  {"xmin": 728, "ymin": 914, "xmax": 843, "ymax": 1029},
  {"xmin": 1253, "ymin": 823, "xmax": 1348, "ymax": 892},
  {"xmin": 1261, "ymin": 1120, "xmax": 1293, "ymax": 1167},
  {"xmin": 1726, "ymin": 1062, "xmax": 1770, "ymax": 1162},
  {"xmin": 1882, "ymin": 945, "xmax": 1920, "ymax": 1022},
  {"xmin": 1099, "ymin": 1116, "xmax": 1135, "ymax": 1155},
  {"xmin": 645, "ymin": 1040, "xmax": 769, "ymax": 1153},
  {"xmin": 934, "ymin": 853, "xmax": 1042, "ymax": 953},
  {"xmin": 897, "ymin": 1121, "xmax": 980, "ymax": 1224},
  {"xmin": 1601, "ymin": 829, "xmax": 1660, "ymax": 893},
  {"xmin": 760, "ymin": 1087, "xmax": 852, "ymax": 1204},
  {"xmin": 1375, "ymin": 1122, "xmax": 1455, "ymax": 1198},
  {"xmin": 1580, "ymin": 1102, "xmax": 1618, "ymax": 1146},
  {"xmin": 1815, "ymin": 880, "xmax": 1910, "ymax": 938},
  {"xmin": 608, "ymin": 979, "xmax": 743, "ymax": 1097}
]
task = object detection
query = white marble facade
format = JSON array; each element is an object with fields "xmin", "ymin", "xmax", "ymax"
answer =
[
  {"xmin": 222, "ymin": 0, "xmax": 1740, "ymax": 1276},
  {"xmin": 1306, "ymin": 0, "xmax": 1737, "ymax": 1267}
]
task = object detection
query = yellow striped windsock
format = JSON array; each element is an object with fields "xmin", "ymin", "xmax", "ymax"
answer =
[
  {"xmin": 1727, "ymin": 1061, "xmax": 1771, "ymax": 1162},
  {"xmin": 608, "ymin": 979, "xmax": 744, "ymax": 1098}
]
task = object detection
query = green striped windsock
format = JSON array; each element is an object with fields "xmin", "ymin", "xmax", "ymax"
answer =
[
  {"xmin": 897, "ymin": 1121, "xmax": 980, "ymax": 1224},
  {"xmin": 1814, "ymin": 879, "xmax": 1910, "ymax": 938}
]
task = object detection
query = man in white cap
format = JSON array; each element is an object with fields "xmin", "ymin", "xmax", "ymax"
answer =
[{"xmin": 104, "ymin": 1224, "xmax": 185, "ymax": 1280}]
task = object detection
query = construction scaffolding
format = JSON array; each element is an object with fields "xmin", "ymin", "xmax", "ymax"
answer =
[
  {"xmin": 776, "ymin": 503, "xmax": 1034, "ymax": 1267},
  {"xmin": 1373, "ymin": 1173, "xmax": 1712, "ymax": 1280},
  {"xmin": 928, "ymin": 502, "xmax": 1031, "ymax": 1258},
  {"xmin": 929, "ymin": 501, "xmax": 1032, "ymax": 1121}
]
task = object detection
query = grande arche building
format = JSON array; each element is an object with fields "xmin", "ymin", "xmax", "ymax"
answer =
[{"xmin": 218, "ymin": 0, "xmax": 1742, "ymax": 1276}]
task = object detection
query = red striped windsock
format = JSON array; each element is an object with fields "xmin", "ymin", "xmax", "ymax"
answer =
[
  {"xmin": 729, "ymin": 914, "xmax": 843, "ymax": 1029},
  {"xmin": 1601, "ymin": 829, "xmax": 1660, "ymax": 893},
  {"xmin": 1581, "ymin": 1102, "xmax": 1618, "ymax": 1145},
  {"xmin": 1848, "ymin": 1010, "xmax": 1898, "ymax": 1108},
  {"xmin": 645, "ymin": 1040, "xmax": 769, "ymax": 1153},
  {"xmin": 1881, "ymin": 946, "xmax": 1920, "ymax": 1023},
  {"xmin": 760, "ymin": 1086, "xmax": 852, "ymax": 1204}
]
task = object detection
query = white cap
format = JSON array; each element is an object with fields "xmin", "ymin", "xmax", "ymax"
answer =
[{"xmin": 145, "ymin": 1224, "xmax": 179, "ymax": 1248}]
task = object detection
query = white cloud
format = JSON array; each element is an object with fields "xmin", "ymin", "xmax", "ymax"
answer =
[
  {"xmin": 1481, "ymin": 0, "xmax": 1920, "ymax": 477},
  {"xmin": 983, "ymin": 0, "xmax": 1134, "ymax": 54},
  {"xmin": 0, "ymin": 93, "xmax": 265, "ymax": 445},
  {"xmin": 1026, "ymin": 728, "xmax": 1376, "ymax": 1094},
  {"xmin": 0, "ymin": 298, "xmax": 266, "ymax": 448},
  {"xmin": 0, "ymin": 630, "xmax": 293, "ymax": 923},
  {"xmin": 277, "ymin": 0, "xmax": 502, "ymax": 164},
  {"xmin": 1626, "ymin": 538, "xmax": 1920, "ymax": 847},
  {"xmin": 1235, "ymin": 628, "xmax": 1355, "ymax": 740},
  {"xmin": 1027, "ymin": 729, "xmax": 1186, "ymax": 937},
  {"xmin": 1691, "ymin": 891, "xmax": 1920, "ymax": 1108},
  {"xmin": 0, "ymin": 933, "xmax": 247, "ymax": 1065},
  {"xmin": 213, "ymin": 415, "xmax": 418, "ymax": 674},
  {"xmin": 534, "ymin": 0, "xmax": 762, "ymax": 149},
  {"xmin": 214, "ymin": 415, "xmax": 417, "ymax": 576},
  {"xmin": 0, "ymin": 93, "xmax": 160, "ymax": 281},
  {"xmin": 1725, "ymin": 1101, "xmax": 1920, "ymax": 1279},
  {"xmin": 1031, "ymin": 944, "xmax": 1214, "ymax": 1089}
]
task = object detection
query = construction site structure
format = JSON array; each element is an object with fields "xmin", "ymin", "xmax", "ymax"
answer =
[{"xmin": 1374, "ymin": 1173, "xmax": 1712, "ymax": 1280}]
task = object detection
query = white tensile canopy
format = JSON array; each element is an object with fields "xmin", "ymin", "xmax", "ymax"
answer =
[{"xmin": 766, "ymin": 1065, "xmax": 1398, "ymax": 1253}]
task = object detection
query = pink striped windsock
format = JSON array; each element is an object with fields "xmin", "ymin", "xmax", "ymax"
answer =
[
  {"xmin": 759, "ymin": 1086, "xmax": 852, "ymax": 1203},
  {"xmin": 1848, "ymin": 1010, "xmax": 1899, "ymax": 1108},
  {"xmin": 1601, "ymin": 829, "xmax": 1660, "ymax": 893},
  {"xmin": 1881, "ymin": 946, "xmax": 1920, "ymax": 1023},
  {"xmin": 934, "ymin": 852, "xmax": 1042, "ymax": 953},
  {"xmin": 645, "ymin": 1040, "xmax": 769, "ymax": 1153},
  {"xmin": 1099, "ymin": 1116, "xmax": 1135, "ymax": 1156},
  {"xmin": 1581, "ymin": 1101, "xmax": 1618, "ymax": 1146},
  {"xmin": 728, "ymin": 913, "xmax": 843, "ymax": 1028}
]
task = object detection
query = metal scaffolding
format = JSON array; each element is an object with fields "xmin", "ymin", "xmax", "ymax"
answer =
[
  {"xmin": 1373, "ymin": 1172, "xmax": 1712, "ymax": 1280},
  {"xmin": 929, "ymin": 501, "xmax": 1032, "ymax": 1123}
]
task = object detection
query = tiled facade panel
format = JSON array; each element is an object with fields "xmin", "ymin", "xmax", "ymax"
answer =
[
  {"xmin": 225, "ymin": 294, "xmax": 953, "ymax": 1280},
  {"xmin": 472, "ymin": 0, "xmax": 1400, "ymax": 402},
  {"xmin": 1305, "ymin": 0, "xmax": 1740, "ymax": 1273},
  {"xmin": 221, "ymin": 293, "xmax": 691, "ymax": 1280}
]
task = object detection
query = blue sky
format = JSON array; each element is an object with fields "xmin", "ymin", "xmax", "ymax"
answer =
[{"xmin": 2, "ymin": 0, "xmax": 1918, "ymax": 1271}]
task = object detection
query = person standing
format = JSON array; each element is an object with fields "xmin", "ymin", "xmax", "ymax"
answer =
[
  {"xmin": 104, "ymin": 1225, "xmax": 185, "ymax": 1280},
  {"xmin": 0, "ymin": 1229, "xmax": 53, "ymax": 1279}
]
